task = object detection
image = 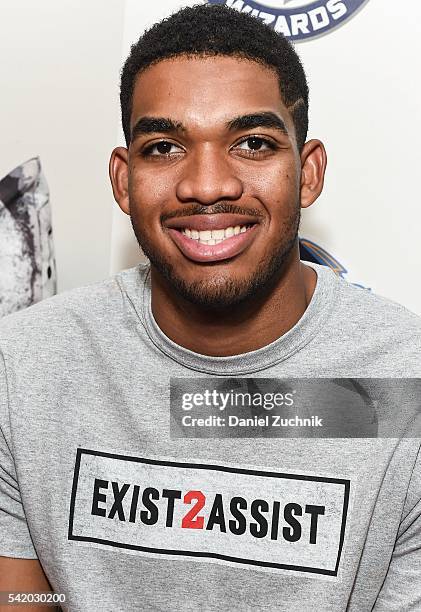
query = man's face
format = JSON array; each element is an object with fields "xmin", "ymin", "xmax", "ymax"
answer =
[{"xmin": 125, "ymin": 55, "xmax": 303, "ymax": 309}]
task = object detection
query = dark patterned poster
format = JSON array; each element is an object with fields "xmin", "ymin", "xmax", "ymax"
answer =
[{"xmin": 0, "ymin": 157, "xmax": 57, "ymax": 317}]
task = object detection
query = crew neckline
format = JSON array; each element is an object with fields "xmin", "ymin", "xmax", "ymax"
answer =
[{"xmin": 119, "ymin": 261, "xmax": 339, "ymax": 375}]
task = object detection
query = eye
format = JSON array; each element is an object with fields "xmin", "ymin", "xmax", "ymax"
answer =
[
  {"xmin": 233, "ymin": 136, "xmax": 277, "ymax": 155},
  {"xmin": 142, "ymin": 140, "xmax": 184, "ymax": 157},
  {"xmin": 238, "ymin": 137, "xmax": 269, "ymax": 151}
]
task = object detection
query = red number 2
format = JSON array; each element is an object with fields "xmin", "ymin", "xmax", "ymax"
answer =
[{"xmin": 181, "ymin": 490, "xmax": 205, "ymax": 529}]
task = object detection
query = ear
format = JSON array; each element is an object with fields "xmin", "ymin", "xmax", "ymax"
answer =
[
  {"xmin": 299, "ymin": 139, "xmax": 327, "ymax": 209},
  {"xmin": 109, "ymin": 147, "xmax": 130, "ymax": 215}
]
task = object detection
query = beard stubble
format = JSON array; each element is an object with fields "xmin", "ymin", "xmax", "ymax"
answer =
[{"xmin": 130, "ymin": 204, "xmax": 301, "ymax": 312}]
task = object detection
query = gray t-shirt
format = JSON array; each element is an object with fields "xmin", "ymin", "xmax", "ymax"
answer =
[{"xmin": 1, "ymin": 262, "xmax": 421, "ymax": 612}]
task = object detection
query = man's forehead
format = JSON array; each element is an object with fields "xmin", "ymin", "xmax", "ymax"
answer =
[{"xmin": 130, "ymin": 55, "xmax": 291, "ymax": 134}]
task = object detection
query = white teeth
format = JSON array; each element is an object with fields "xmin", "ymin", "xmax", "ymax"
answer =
[
  {"xmin": 180, "ymin": 224, "xmax": 252, "ymax": 244},
  {"xmin": 211, "ymin": 229, "xmax": 225, "ymax": 240}
]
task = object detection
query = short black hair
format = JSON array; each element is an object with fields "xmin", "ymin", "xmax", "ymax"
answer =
[{"xmin": 120, "ymin": 3, "xmax": 309, "ymax": 150}]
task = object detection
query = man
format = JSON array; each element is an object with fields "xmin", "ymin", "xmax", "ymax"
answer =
[{"xmin": 1, "ymin": 4, "xmax": 421, "ymax": 611}]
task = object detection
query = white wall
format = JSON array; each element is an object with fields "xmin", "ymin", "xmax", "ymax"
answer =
[
  {"xmin": 298, "ymin": 0, "xmax": 421, "ymax": 312},
  {"xmin": 0, "ymin": 0, "xmax": 125, "ymax": 292},
  {"xmin": 111, "ymin": 0, "xmax": 421, "ymax": 314}
]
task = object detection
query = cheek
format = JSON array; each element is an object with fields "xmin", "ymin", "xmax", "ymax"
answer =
[
  {"xmin": 129, "ymin": 165, "xmax": 173, "ymax": 225},
  {"xmin": 242, "ymin": 161, "xmax": 299, "ymax": 209}
]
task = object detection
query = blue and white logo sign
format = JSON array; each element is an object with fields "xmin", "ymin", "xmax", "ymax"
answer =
[{"xmin": 207, "ymin": 0, "xmax": 370, "ymax": 41}]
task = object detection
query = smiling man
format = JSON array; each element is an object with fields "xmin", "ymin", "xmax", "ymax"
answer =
[
  {"xmin": 110, "ymin": 51, "xmax": 324, "ymax": 356},
  {"xmin": 1, "ymin": 4, "xmax": 421, "ymax": 612}
]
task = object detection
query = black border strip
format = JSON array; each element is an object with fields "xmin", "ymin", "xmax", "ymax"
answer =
[{"xmin": 68, "ymin": 448, "xmax": 350, "ymax": 576}]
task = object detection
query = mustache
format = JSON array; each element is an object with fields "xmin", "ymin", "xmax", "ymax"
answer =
[{"xmin": 161, "ymin": 201, "xmax": 265, "ymax": 223}]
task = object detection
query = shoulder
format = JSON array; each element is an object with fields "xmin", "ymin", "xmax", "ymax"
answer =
[
  {"xmin": 310, "ymin": 264, "xmax": 421, "ymax": 373},
  {"xmin": 302, "ymin": 263, "xmax": 421, "ymax": 375},
  {"xmin": 334, "ymin": 273, "xmax": 421, "ymax": 336},
  {"xmin": 0, "ymin": 266, "xmax": 144, "ymax": 358},
  {"xmin": 307, "ymin": 262, "xmax": 421, "ymax": 331}
]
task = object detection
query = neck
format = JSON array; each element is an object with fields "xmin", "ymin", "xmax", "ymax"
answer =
[{"xmin": 149, "ymin": 248, "xmax": 317, "ymax": 357}]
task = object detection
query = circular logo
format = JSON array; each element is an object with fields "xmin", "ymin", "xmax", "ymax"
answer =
[{"xmin": 207, "ymin": 0, "xmax": 370, "ymax": 41}]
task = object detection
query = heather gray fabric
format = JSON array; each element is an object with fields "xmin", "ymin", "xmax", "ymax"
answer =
[{"xmin": 1, "ymin": 261, "xmax": 421, "ymax": 612}]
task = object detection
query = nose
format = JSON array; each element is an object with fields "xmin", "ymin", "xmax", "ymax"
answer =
[{"xmin": 176, "ymin": 145, "xmax": 243, "ymax": 205}]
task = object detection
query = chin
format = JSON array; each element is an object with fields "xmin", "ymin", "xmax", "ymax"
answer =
[
  {"xmin": 153, "ymin": 255, "xmax": 292, "ymax": 311},
  {"xmin": 134, "ymin": 220, "xmax": 299, "ymax": 310},
  {"xmin": 170, "ymin": 276, "xmax": 259, "ymax": 311}
]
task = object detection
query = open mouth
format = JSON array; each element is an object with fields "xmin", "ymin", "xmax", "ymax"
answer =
[
  {"xmin": 179, "ymin": 223, "xmax": 255, "ymax": 246},
  {"xmin": 166, "ymin": 220, "xmax": 259, "ymax": 264}
]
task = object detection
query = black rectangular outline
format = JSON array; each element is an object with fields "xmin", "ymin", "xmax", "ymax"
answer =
[{"xmin": 68, "ymin": 448, "xmax": 350, "ymax": 576}]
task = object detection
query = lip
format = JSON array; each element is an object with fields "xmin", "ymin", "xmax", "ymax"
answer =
[
  {"xmin": 167, "ymin": 223, "xmax": 259, "ymax": 263},
  {"xmin": 164, "ymin": 213, "xmax": 259, "ymax": 232}
]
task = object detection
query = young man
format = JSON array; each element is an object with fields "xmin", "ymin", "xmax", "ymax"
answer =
[{"xmin": 1, "ymin": 5, "xmax": 421, "ymax": 611}]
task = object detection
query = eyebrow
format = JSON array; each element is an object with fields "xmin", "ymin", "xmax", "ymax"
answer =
[
  {"xmin": 130, "ymin": 111, "xmax": 288, "ymax": 142},
  {"xmin": 227, "ymin": 112, "xmax": 288, "ymax": 135},
  {"xmin": 131, "ymin": 117, "xmax": 185, "ymax": 141}
]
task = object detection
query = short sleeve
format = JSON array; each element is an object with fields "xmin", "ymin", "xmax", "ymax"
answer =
[{"xmin": 0, "ymin": 348, "xmax": 38, "ymax": 559}]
